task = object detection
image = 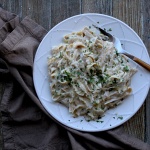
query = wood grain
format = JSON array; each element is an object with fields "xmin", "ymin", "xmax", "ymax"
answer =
[
  {"xmin": 143, "ymin": 0, "xmax": 150, "ymax": 144},
  {"xmin": 112, "ymin": 0, "xmax": 146, "ymax": 141},
  {"xmin": 0, "ymin": 0, "xmax": 149, "ymax": 147},
  {"xmin": 112, "ymin": 0, "xmax": 143, "ymax": 38},
  {"xmin": 51, "ymin": 0, "xmax": 81, "ymax": 28},
  {"xmin": 82, "ymin": 0, "xmax": 113, "ymax": 15},
  {"xmin": 21, "ymin": 0, "xmax": 52, "ymax": 30}
]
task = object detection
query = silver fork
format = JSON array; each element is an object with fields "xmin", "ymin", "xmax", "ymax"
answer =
[{"xmin": 93, "ymin": 25, "xmax": 150, "ymax": 71}]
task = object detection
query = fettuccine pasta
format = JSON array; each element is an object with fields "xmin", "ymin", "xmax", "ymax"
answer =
[{"xmin": 47, "ymin": 27, "xmax": 137, "ymax": 121}]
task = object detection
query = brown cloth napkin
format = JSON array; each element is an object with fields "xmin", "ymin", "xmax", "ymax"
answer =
[{"xmin": 0, "ymin": 7, "xmax": 150, "ymax": 150}]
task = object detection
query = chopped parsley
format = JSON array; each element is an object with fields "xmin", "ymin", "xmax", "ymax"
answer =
[
  {"xmin": 117, "ymin": 116, "xmax": 123, "ymax": 120},
  {"xmin": 88, "ymin": 77, "xmax": 95, "ymax": 83},
  {"xmin": 115, "ymin": 50, "xmax": 119, "ymax": 56},
  {"xmin": 96, "ymin": 120, "xmax": 104, "ymax": 123},
  {"xmin": 123, "ymin": 66, "xmax": 129, "ymax": 72},
  {"xmin": 108, "ymin": 28, "xmax": 112, "ymax": 31}
]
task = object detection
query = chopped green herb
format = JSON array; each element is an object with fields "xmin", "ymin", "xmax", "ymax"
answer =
[
  {"xmin": 92, "ymin": 101, "xmax": 96, "ymax": 105},
  {"xmin": 123, "ymin": 66, "xmax": 129, "ymax": 72},
  {"xmin": 108, "ymin": 28, "xmax": 112, "ymax": 31},
  {"xmin": 115, "ymin": 50, "xmax": 119, "ymax": 56},
  {"xmin": 96, "ymin": 120, "xmax": 104, "ymax": 123},
  {"xmin": 63, "ymin": 71, "xmax": 72, "ymax": 83},
  {"xmin": 97, "ymin": 75, "xmax": 103, "ymax": 81},
  {"xmin": 121, "ymin": 58, "xmax": 124, "ymax": 63},
  {"xmin": 117, "ymin": 116, "xmax": 123, "ymax": 120},
  {"xmin": 59, "ymin": 52, "xmax": 63, "ymax": 58},
  {"xmin": 103, "ymin": 28, "xmax": 106, "ymax": 31},
  {"xmin": 88, "ymin": 77, "xmax": 95, "ymax": 83},
  {"xmin": 77, "ymin": 71, "xmax": 81, "ymax": 76}
]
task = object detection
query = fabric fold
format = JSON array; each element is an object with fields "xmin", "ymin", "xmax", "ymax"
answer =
[
  {"xmin": 0, "ymin": 7, "xmax": 150, "ymax": 150},
  {"xmin": 0, "ymin": 7, "xmax": 19, "ymax": 46}
]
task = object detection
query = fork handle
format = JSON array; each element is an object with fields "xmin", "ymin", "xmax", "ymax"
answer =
[{"xmin": 133, "ymin": 57, "xmax": 150, "ymax": 71}]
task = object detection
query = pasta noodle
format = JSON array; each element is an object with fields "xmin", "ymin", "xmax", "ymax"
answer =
[{"xmin": 47, "ymin": 27, "xmax": 137, "ymax": 121}]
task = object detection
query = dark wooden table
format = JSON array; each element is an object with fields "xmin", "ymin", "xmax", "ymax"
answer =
[{"xmin": 0, "ymin": 0, "xmax": 150, "ymax": 148}]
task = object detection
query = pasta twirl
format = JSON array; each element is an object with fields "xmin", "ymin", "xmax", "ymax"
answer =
[{"xmin": 47, "ymin": 27, "xmax": 137, "ymax": 121}]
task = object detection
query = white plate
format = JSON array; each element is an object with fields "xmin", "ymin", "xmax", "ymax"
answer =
[{"xmin": 33, "ymin": 13, "xmax": 150, "ymax": 132}]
